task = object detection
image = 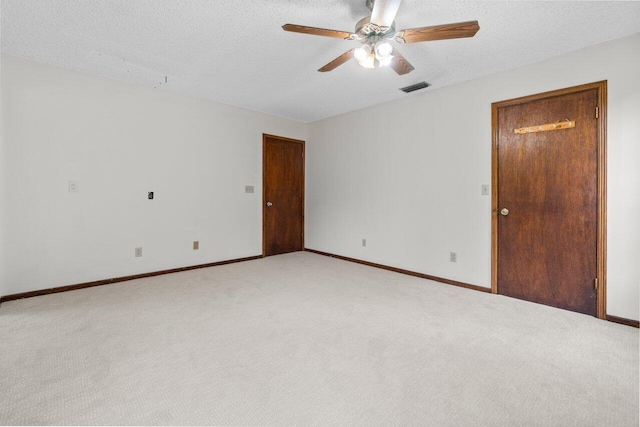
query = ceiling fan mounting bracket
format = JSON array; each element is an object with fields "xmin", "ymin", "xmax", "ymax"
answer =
[{"xmin": 394, "ymin": 31, "xmax": 406, "ymax": 43}]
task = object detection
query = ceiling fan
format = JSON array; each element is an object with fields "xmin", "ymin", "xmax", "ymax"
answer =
[{"xmin": 283, "ymin": 0, "xmax": 479, "ymax": 75}]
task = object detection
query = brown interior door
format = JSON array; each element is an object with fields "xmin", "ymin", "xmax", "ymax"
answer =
[
  {"xmin": 495, "ymin": 88, "xmax": 599, "ymax": 316},
  {"xmin": 263, "ymin": 134, "xmax": 305, "ymax": 256}
]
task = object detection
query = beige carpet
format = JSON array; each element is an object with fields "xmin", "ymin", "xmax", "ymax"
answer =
[{"xmin": 0, "ymin": 251, "xmax": 637, "ymax": 426}]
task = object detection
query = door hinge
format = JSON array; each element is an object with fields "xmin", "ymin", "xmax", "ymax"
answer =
[
  {"xmin": 595, "ymin": 107, "xmax": 599, "ymax": 119},
  {"xmin": 594, "ymin": 278, "xmax": 599, "ymax": 290}
]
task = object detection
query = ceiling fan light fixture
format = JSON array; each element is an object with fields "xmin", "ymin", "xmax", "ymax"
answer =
[
  {"xmin": 354, "ymin": 45, "xmax": 371, "ymax": 62},
  {"xmin": 379, "ymin": 55, "xmax": 393, "ymax": 67},
  {"xmin": 375, "ymin": 41, "xmax": 393, "ymax": 59},
  {"xmin": 359, "ymin": 52, "xmax": 377, "ymax": 69}
]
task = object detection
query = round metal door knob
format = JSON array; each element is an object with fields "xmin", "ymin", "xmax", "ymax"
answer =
[
  {"xmin": 266, "ymin": 202, "xmax": 273, "ymax": 207},
  {"xmin": 500, "ymin": 208, "xmax": 510, "ymax": 216}
]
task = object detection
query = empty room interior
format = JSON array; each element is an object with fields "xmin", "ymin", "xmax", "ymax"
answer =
[{"xmin": 1, "ymin": 1, "xmax": 639, "ymax": 425}]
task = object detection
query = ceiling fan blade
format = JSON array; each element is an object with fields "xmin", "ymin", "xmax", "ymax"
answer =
[
  {"xmin": 370, "ymin": 0, "xmax": 403, "ymax": 28},
  {"xmin": 390, "ymin": 48, "xmax": 414, "ymax": 75},
  {"xmin": 318, "ymin": 49, "xmax": 355, "ymax": 72},
  {"xmin": 282, "ymin": 24, "xmax": 355, "ymax": 40},
  {"xmin": 396, "ymin": 20, "xmax": 480, "ymax": 44}
]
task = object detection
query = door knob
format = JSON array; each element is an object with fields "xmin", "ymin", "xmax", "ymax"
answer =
[
  {"xmin": 266, "ymin": 202, "xmax": 273, "ymax": 207},
  {"xmin": 500, "ymin": 208, "xmax": 509, "ymax": 216}
]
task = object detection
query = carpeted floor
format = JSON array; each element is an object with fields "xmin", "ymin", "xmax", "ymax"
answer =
[{"xmin": 0, "ymin": 251, "xmax": 638, "ymax": 426}]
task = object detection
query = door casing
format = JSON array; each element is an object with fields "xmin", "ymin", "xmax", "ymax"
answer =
[{"xmin": 491, "ymin": 81, "xmax": 607, "ymax": 318}]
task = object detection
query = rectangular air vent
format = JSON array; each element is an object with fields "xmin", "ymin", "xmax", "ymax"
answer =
[{"xmin": 400, "ymin": 81, "xmax": 431, "ymax": 93}]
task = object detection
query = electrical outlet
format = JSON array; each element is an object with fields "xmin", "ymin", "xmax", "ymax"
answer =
[
  {"xmin": 68, "ymin": 180, "xmax": 79, "ymax": 193},
  {"xmin": 135, "ymin": 247, "xmax": 142, "ymax": 257},
  {"xmin": 450, "ymin": 252, "xmax": 457, "ymax": 263},
  {"xmin": 362, "ymin": 238, "xmax": 367, "ymax": 247},
  {"xmin": 193, "ymin": 241, "xmax": 199, "ymax": 250},
  {"xmin": 481, "ymin": 184, "xmax": 490, "ymax": 196}
]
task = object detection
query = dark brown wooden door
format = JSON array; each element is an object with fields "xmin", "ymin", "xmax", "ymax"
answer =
[
  {"xmin": 263, "ymin": 135, "xmax": 304, "ymax": 256},
  {"xmin": 496, "ymin": 89, "xmax": 599, "ymax": 316}
]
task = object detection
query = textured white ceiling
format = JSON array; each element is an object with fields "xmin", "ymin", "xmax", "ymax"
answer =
[{"xmin": 2, "ymin": 1, "xmax": 640, "ymax": 122}]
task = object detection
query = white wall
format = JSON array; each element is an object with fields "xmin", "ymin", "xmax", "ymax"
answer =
[
  {"xmin": 306, "ymin": 34, "xmax": 640, "ymax": 321},
  {"xmin": 3, "ymin": 35, "xmax": 639, "ymax": 321},
  {"xmin": 0, "ymin": 51, "xmax": 6, "ymax": 298},
  {"xmin": 1, "ymin": 55, "xmax": 306, "ymax": 296}
]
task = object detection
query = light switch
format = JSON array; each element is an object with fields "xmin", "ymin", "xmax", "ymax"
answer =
[
  {"xmin": 481, "ymin": 184, "xmax": 490, "ymax": 196},
  {"xmin": 245, "ymin": 185, "xmax": 254, "ymax": 193}
]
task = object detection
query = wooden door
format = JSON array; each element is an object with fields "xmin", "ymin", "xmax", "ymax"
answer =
[
  {"xmin": 263, "ymin": 134, "xmax": 305, "ymax": 256},
  {"xmin": 492, "ymin": 83, "xmax": 606, "ymax": 317}
]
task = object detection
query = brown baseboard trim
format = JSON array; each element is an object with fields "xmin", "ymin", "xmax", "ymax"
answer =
[
  {"xmin": 606, "ymin": 315, "xmax": 640, "ymax": 328},
  {"xmin": 304, "ymin": 248, "xmax": 490, "ymax": 293},
  {"xmin": 0, "ymin": 255, "xmax": 263, "ymax": 303}
]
